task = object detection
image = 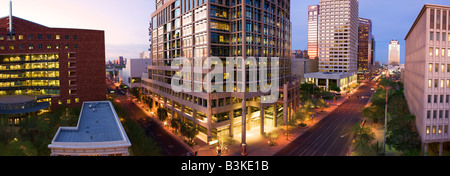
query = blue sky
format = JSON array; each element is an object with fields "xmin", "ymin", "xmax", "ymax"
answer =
[{"xmin": 1, "ymin": 0, "xmax": 450, "ymax": 63}]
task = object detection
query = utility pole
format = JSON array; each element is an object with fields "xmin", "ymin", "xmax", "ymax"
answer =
[{"xmin": 384, "ymin": 69, "xmax": 389, "ymax": 156}]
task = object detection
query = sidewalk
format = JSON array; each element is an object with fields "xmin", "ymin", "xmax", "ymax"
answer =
[
  {"xmin": 131, "ymin": 83, "xmax": 362, "ymax": 156},
  {"xmin": 196, "ymin": 88, "xmax": 359, "ymax": 156},
  {"xmin": 131, "ymin": 99, "xmax": 207, "ymax": 156}
]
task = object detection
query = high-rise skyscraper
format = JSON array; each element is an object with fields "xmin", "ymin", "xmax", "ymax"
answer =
[
  {"xmin": 142, "ymin": 0, "xmax": 299, "ymax": 155},
  {"xmin": 308, "ymin": 5, "xmax": 319, "ymax": 59},
  {"xmin": 404, "ymin": 4, "xmax": 450, "ymax": 156},
  {"xmin": 305, "ymin": 0, "xmax": 359, "ymax": 91},
  {"xmin": 388, "ymin": 40, "xmax": 400, "ymax": 66},
  {"xmin": 357, "ymin": 17, "xmax": 372, "ymax": 80},
  {"xmin": 371, "ymin": 35, "xmax": 376, "ymax": 66}
]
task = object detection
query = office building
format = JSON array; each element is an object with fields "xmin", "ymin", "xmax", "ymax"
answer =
[
  {"xmin": 305, "ymin": 0, "xmax": 359, "ymax": 91},
  {"xmin": 308, "ymin": 5, "xmax": 319, "ymax": 59},
  {"xmin": 404, "ymin": 4, "xmax": 450, "ymax": 156},
  {"xmin": 121, "ymin": 59, "xmax": 151, "ymax": 88},
  {"xmin": 357, "ymin": 17, "xmax": 373, "ymax": 80},
  {"xmin": 0, "ymin": 2, "xmax": 106, "ymax": 110},
  {"xmin": 143, "ymin": 0, "xmax": 299, "ymax": 155},
  {"xmin": 48, "ymin": 101, "xmax": 131, "ymax": 156},
  {"xmin": 389, "ymin": 40, "xmax": 400, "ymax": 66}
]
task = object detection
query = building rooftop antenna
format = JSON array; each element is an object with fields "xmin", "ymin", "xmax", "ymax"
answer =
[{"xmin": 8, "ymin": 0, "xmax": 15, "ymax": 35}]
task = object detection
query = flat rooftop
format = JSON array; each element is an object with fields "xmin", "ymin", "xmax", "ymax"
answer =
[
  {"xmin": 0, "ymin": 95, "xmax": 34, "ymax": 104},
  {"xmin": 52, "ymin": 101, "xmax": 129, "ymax": 144}
]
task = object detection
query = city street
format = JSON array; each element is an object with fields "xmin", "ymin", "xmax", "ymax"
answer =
[
  {"xmin": 106, "ymin": 79, "xmax": 191, "ymax": 156},
  {"xmin": 275, "ymin": 81, "xmax": 377, "ymax": 156}
]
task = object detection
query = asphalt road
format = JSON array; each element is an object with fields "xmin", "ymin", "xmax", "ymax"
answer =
[
  {"xmin": 106, "ymin": 79, "xmax": 191, "ymax": 156},
  {"xmin": 274, "ymin": 81, "xmax": 377, "ymax": 156}
]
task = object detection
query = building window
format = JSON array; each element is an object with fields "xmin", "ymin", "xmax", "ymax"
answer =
[
  {"xmin": 430, "ymin": 32, "xmax": 434, "ymax": 40},
  {"xmin": 433, "ymin": 126, "xmax": 436, "ymax": 134},
  {"xmin": 427, "ymin": 110, "xmax": 431, "ymax": 119},
  {"xmin": 429, "ymin": 64, "xmax": 433, "ymax": 72},
  {"xmin": 427, "ymin": 126, "xmax": 430, "ymax": 134},
  {"xmin": 433, "ymin": 110, "xmax": 437, "ymax": 119},
  {"xmin": 439, "ymin": 126, "xmax": 442, "ymax": 134},
  {"xmin": 428, "ymin": 95, "xmax": 432, "ymax": 103},
  {"xmin": 56, "ymin": 35, "xmax": 60, "ymax": 40},
  {"xmin": 428, "ymin": 79, "xmax": 432, "ymax": 88},
  {"xmin": 434, "ymin": 95, "xmax": 438, "ymax": 103},
  {"xmin": 75, "ymin": 98, "xmax": 80, "ymax": 103},
  {"xmin": 47, "ymin": 35, "xmax": 52, "ymax": 40},
  {"xmin": 445, "ymin": 125, "xmax": 449, "ymax": 134},
  {"xmin": 446, "ymin": 110, "xmax": 449, "ymax": 118},
  {"xmin": 28, "ymin": 45, "xmax": 33, "ymax": 50},
  {"xmin": 58, "ymin": 100, "xmax": 62, "ymax": 105},
  {"xmin": 67, "ymin": 99, "xmax": 71, "ymax": 104}
]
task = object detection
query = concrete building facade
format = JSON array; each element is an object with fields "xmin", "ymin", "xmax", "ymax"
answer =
[
  {"xmin": 305, "ymin": 0, "xmax": 359, "ymax": 91},
  {"xmin": 389, "ymin": 40, "xmax": 401, "ymax": 66},
  {"xmin": 308, "ymin": 5, "xmax": 319, "ymax": 59},
  {"xmin": 404, "ymin": 4, "xmax": 450, "ymax": 156},
  {"xmin": 121, "ymin": 59, "xmax": 151, "ymax": 88}
]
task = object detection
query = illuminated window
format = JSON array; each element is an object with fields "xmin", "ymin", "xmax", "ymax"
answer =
[
  {"xmin": 9, "ymin": 45, "xmax": 14, "ymax": 50},
  {"xmin": 433, "ymin": 126, "xmax": 436, "ymax": 134},
  {"xmin": 0, "ymin": 46, "xmax": 4, "ymax": 50},
  {"xmin": 56, "ymin": 35, "xmax": 60, "ymax": 40},
  {"xmin": 429, "ymin": 79, "xmax": 432, "ymax": 88},
  {"xmin": 430, "ymin": 48, "xmax": 433, "ymax": 57},
  {"xmin": 75, "ymin": 98, "xmax": 80, "ymax": 103},
  {"xmin": 58, "ymin": 100, "xmax": 62, "ymax": 105},
  {"xmin": 28, "ymin": 45, "xmax": 33, "ymax": 50},
  {"xmin": 426, "ymin": 126, "xmax": 430, "ymax": 134},
  {"xmin": 18, "ymin": 35, "xmax": 23, "ymax": 40},
  {"xmin": 439, "ymin": 126, "xmax": 442, "ymax": 134},
  {"xmin": 429, "ymin": 64, "xmax": 433, "ymax": 72},
  {"xmin": 67, "ymin": 99, "xmax": 71, "ymax": 104}
]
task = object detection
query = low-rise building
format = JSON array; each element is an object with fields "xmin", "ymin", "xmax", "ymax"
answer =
[
  {"xmin": 48, "ymin": 101, "xmax": 131, "ymax": 156},
  {"xmin": 121, "ymin": 59, "xmax": 151, "ymax": 89}
]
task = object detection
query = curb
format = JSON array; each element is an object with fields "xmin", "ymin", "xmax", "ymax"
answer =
[{"xmin": 131, "ymin": 99, "xmax": 196, "ymax": 156}]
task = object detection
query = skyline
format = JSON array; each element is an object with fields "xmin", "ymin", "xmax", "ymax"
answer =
[{"xmin": 1, "ymin": 0, "xmax": 449, "ymax": 63}]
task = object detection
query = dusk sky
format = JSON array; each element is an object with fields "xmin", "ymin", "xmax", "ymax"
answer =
[{"xmin": 1, "ymin": 0, "xmax": 450, "ymax": 64}]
